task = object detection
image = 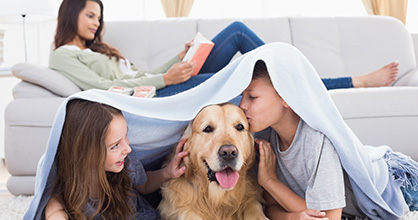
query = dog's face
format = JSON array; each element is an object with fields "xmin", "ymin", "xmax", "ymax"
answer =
[{"xmin": 182, "ymin": 103, "xmax": 254, "ymax": 190}]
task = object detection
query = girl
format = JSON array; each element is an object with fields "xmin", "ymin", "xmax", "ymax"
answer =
[
  {"xmin": 44, "ymin": 99, "xmax": 188, "ymax": 219},
  {"xmin": 50, "ymin": 0, "xmax": 399, "ymax": 97},
  {"xmin": 239, "ymin": 57, "xmax": 418, "ymax": 219}
]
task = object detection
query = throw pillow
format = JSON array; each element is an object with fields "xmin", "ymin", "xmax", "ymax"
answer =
[{"xmin": 11, "ymin": 63, "xmax": 81, "ymax": 97}]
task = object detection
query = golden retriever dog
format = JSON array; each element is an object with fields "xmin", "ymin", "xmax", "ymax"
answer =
[{"xmin": 158, "ymin": 103, "xmax": 268, "ymax": 220}]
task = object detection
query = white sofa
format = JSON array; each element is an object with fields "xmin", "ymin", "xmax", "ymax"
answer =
[{"xmin": 5, "ymin": 16, "xmax": 418, "ymax": 196}]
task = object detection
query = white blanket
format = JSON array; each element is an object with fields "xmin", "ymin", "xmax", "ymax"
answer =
[{"xmin": 24, "ymin": 43, "xmax": 408, "ymax": 220}]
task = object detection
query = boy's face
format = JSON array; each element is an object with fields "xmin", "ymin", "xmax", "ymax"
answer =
[
  {"xmin": 105, "ymin": 115, "xmax": 132, "ymax": 173},
  {"xmin": 239, "ymin": 77, "xmax": 287, "ymax": 133}
]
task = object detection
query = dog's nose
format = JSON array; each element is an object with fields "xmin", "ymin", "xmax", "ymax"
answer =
[{"xmin": 218, "ymin": 145, "xmax": 238, "ymax": 160}]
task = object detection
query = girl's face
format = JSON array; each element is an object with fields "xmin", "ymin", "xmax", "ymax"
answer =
[
  {"xmin": 239, "ymin": 77, "xmax": 288, "ymax": 133},
  {"xmin": 105, "ymin": 114, "xmax": 132, "ymax": 173},
  {"xmin": 77, "ymin": 0, "xmax": 101, "ymax": 41}
]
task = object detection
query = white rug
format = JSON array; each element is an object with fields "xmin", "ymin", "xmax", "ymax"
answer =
[
  {"xmin": 0, "ymin": 196, "xmax": 417, "ymax": 219},
  {"xmin": 0, "ymin": 196, "xmax": 33, "ymax": 220}
]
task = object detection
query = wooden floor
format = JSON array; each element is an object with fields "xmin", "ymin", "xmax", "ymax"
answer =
[{"xmin": 0, "ymin": 159, "xmax": 13, "ymax": 199}]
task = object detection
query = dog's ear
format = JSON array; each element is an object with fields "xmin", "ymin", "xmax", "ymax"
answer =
[
  {"xmin": 183, "ymin": 140, "xmax": 194, "ymax": 179},
  {"xmin": 246, "ymin": 134, "xmax": 256, "ymax": 169},
  {"xmin": 181, "ymin": 120, "xmax": 193, "ymax": 140}
]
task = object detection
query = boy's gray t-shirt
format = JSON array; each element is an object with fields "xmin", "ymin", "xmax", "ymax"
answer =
[{"xmin": 255, "ymin": 120, "xmax": 365, "ymax": 217}]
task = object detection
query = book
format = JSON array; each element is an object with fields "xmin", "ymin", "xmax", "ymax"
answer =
[
  {"xmin": 108, "ymin": 86, "xmax": 133, "ymax": 95},
  {"xmin": 108, "ymin": 85, "xmax": 156, "ymax": 98},
  {"xmin": 183, "ymin": 32, "xmax": 214, "ymax": 76},
  {"xmin": 132, "ymin": 86, "xmax": 156, "ymax": 98}
]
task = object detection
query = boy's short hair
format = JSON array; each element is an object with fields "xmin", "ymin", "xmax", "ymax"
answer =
[{"xmin": 252, "ymin": 60, "xmax": 273, "ymax": 85}]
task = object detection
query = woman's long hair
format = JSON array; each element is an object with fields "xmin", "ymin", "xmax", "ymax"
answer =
[
  {"xmin": 54, "ymin": 0, "xmax": 124, "ymax": 60},
  {"xmin": 53, "ymin": 99, "xmax": 133, "ymax": 220}
]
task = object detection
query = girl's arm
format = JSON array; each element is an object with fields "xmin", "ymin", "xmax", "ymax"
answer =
[
  {"xmin": 134, "ymin": 139, "xmax": 188, "ymax": 194},
  {"xmin": 45, "ymin": 195, "xmax": 68, "ymax": 220}
]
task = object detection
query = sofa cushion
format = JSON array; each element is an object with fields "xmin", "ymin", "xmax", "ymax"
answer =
[
  {"xmin": 104, "ymin": 19, "xmax": 197, "ymax": 70},
  {"xmin": 197, "ymin": 17, "xmax": 292, "ymax": 45},
  {"xmin": 12, "ymin": 62, "xmax": 82, "ymax": 97},
  {"xmin": 290, "ymin": 16, "xmax": 416, "ymax": 80}
]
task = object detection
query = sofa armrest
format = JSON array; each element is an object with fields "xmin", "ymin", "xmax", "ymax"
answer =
[
  {"xmin": 5, "ymin": 98, "xmax": 66, "ymax": 176},
  {"xmin": 393, "ymin": 67, "xmax": 418, "ymax": 86},
  {"xmin": 12, "ymin": 63, "xmax": 82, "ymax": 97},
  {"xmin": 13, "ymin": 81, "xmax": 58, "ymax": 99},
  {"xmin": 329, "ymin": 87, "xmax": 418, "ymax": 160},
  {"xmin": 411, "ymin": 33, "xmax": 418, "ymax": 65}
]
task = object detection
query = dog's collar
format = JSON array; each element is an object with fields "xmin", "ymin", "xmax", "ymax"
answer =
[{"xmin": 204, "ymin": 160, "xmax": 218, "ymax": 183}]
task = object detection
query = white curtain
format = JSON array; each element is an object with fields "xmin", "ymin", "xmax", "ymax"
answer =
[{"xmin": 160, "ymin": 0, "xmax": 194, "ymax": 17}]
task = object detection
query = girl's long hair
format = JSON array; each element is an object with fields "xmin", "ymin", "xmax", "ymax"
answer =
[
  {"xmin": 54, "ymin": 0, "xmax": 124, "ymax": 60},
  {"xmin": 53, "ymin": 99, "xmax": 133, "ymax": 220}
]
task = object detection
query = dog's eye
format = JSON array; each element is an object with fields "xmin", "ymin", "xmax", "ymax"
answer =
[
  {"xmin": 235, "ymin": 123, "xmax": 244, "ymax": 131},
  {"xmin": 203, "ymin": 125, "xmax": 214, "ymax": 133}
]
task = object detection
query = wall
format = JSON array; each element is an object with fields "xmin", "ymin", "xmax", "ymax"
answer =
[{"xmin": 2, "ymin": 0, "xmax": 418, "ymax": 66}]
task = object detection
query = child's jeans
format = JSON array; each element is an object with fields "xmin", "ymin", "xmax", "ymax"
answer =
[{"xmin": 401, "ymin": 185, "xmax": 418, "ymax": 211}]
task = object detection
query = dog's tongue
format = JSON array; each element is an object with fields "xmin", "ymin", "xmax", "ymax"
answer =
[{"xmin": 215, "ymin": 168, "xmax": 239, "ymax": 189}]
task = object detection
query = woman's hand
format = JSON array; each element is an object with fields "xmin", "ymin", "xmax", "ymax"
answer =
[
  {"xmin": 163, "ymin": 61, "xmax": 196, "ymax": 85},
  {"xmin": 256, "ymin": 138, "xmax": 278, "ymax": 188},
  {"xmin": 178, "ymin": 41, "xmax": 194, "ymax": 61},
  {"xmin": 163, "ymin": 139, "xmax": 189, "ymax": 179}
]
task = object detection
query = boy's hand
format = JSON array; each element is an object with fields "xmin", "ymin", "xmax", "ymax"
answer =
[
  {"xmin": 256, "ymin": 138, "xmax": 277, "ymax": 188},
  {"xmin": 164, "ymin": 139, "xmax": 189, "ymax": 179},
  {"xmin": 290, "ymin": 209, "xmax": 328, "ymax": 220}
]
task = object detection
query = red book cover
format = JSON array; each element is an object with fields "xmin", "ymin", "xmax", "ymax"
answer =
[{"xmin": 183, "ymin": 32, "xmax": 214, "ymax": 76}]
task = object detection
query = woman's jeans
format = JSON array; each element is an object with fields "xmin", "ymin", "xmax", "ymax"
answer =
[
  {"xmin": 156, "ymin": 73, "xmax": 213, "ymax": 97},
  {"xmin": 156, "ymin": 21, "xmax": 353, "ymax": 97}
]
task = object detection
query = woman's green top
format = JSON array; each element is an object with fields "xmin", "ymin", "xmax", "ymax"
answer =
[{"xmin": 49, "ymin": 46, "xmax": 180, "ymax": 90}]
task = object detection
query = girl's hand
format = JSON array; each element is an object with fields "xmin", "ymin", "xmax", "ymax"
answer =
[
  {"xmin": 256, "ymin": 138, "xmax": 277, "ymax": 188},
  {"xmin": 45, "ymin": 196, "xmax": 69, "ymax": 220},
  {"xmin": 290, "ymin": 209, "xmax": 328, "ymax": 220},
  {"xmin": 178, "ymin": 40, "xmax": 194, "ymax": 61},
  {"xmin": 163, "ymin": 61, "xmax": 196, "ymax": 85},
  {"xmin": 164, "ymin": 139, "xmax": 189, "ymax": 179}
]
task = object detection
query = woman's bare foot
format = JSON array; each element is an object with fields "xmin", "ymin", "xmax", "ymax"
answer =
[{"xmin": 352, "ymin": 61, "xmax": 399, "ymax": 88}]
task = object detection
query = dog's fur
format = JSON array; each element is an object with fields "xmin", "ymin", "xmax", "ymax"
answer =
[{"xmin": 158, "ymin": 103, "xmax": 268, "ymax": 220}]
